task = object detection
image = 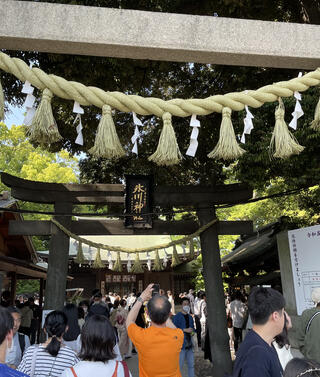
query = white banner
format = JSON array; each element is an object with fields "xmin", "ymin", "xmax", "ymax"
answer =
[{"xmin": 288, "ymin": 224, "xmax": 320, "ymax": 315}]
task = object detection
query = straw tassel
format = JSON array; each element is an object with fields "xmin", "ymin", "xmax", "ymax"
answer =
[
  {"xmin": 0, "ymin": 79, "xmax": 4, "ymax": 121},
  {"xmin": 153, "ymin": 250, "xmax": 163, "ymax": 271},
  {"xmin": 208, "ymin": 107, "xmax": 245, "ymax": 160},
  {"xmin": 131, "ymin": 253, "xmax": 144, "ymax": 274},
  {"xmin": 171, "ymin": 244, "xmax": 181, "ymax": 267},
  {"xmin": 311, "ymin": 97, "xmax": 320, "ymax": 130},
  {"xmin": 93, "ymin": 248, "xmax": 104, "ymax": 268},
  {"xmin": 75, "ymin": 242, "xmax": 86, "ymax": 265},
  {"xmin": 189, "ymin": 239, "xmax": 195, "ymax": 259},
  {"xmin": 270, "ymin": 98, "xmax": 304, "ymax": 158},
  {"xmin": 148, "ymin": 112, "xmax": 182, "ymax": 166},
  {"xmin": 26, "ymin": 88, "xmax": 62, "ymax": 144},
  {"xmin": 113, "ymin": 252, "xmax": 122, "ymax": 272},
  {"xmin": 89, "ymin": 104, "xmax": 125, "ymax": 159}
]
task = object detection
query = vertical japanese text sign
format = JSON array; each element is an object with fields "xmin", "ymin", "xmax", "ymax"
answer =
[{"xmin": 125, "ymin": 175, "xmax": 153, "ymax": 228}]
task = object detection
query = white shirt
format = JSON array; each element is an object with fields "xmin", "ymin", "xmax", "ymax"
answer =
[
  {"xmin": 61, "ymin": 360, "xmax": 132, "ymax": 377},
  {"xmin": 230, "ymin": 299, "xmax": 247, "ymax": 328},
  {"xmin": 194, "ymin": 297, "xmax": 200, "ymax": 316},
  {"xmin": 6, "ymin": 332, "xmax": 30, "ymax": 367}
]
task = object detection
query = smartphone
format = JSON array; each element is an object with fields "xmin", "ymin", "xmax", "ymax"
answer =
[{"xmin": 152, "ymin": 284, "xmax": 160, "ymax": 296}]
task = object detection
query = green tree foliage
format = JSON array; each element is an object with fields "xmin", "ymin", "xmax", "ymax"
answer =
[
  {"xmin": 16, "ymin": 279, "xmax": 40, "ymax": 295},
  {"xmin": 0, "ymin": 122, "xmax": 79, "ymax": 249}
]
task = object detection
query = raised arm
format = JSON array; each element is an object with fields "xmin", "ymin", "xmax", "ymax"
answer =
[{"xmin": 126, "ymin": 284, "xmax": 154, "ymax": 329}]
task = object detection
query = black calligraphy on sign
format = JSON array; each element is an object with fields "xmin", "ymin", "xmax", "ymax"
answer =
[{"xmin": 125, "ymin": 175, "xmax": 153, "ymax": 228}]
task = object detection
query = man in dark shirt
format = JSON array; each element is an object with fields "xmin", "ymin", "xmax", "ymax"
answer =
[{"xmin": 233, "ymin": 287, "xmax": 285, "ymax": 377}]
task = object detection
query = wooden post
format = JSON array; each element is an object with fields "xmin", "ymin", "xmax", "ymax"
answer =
[
  {"xmin": 197, "ymin": 207, "xmax": 232, "ymax": 377},
  {"xmin": 10, "ymin": 271, "xmax": 17, "ymax": 305},
  {"xmin": 44, "ymin": 202, "xmax": 72, "ymax": 310}
]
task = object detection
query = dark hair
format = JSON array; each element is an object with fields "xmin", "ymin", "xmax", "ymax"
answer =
[
  {"xmin": 0, "ymin": 306, "xmax": 14, "ymax": 344},
  {"xmin": 248, "ymin": 287, "xmax": 285, "ymax": 325},
  {"xmin": 44, "ymin": 311, "xmax": 68, "ymax": 357},
  {"xmin": 234, "ymin": 291, "xmax": 243, "ymax": 301},
  {"xmin": 93, "ymin": 291, "xmax": 102, "ymax": 299},
  {"xmin": 284, "ymin": 358, "xmax": 320, "ymax": 377},
  {"xmin": 78, "ymin": 306, "xmax": 85, "ymax": 320},
  {"xmin": 113, "ymin": 299, "xmax": 120, "ymax": 310},
  {"xmin": 63, "ymin": 303, "xmax": 80, "ymax": 341},
  {"xmin": 181, "ymin": 297, "xmax": 190, "ymax": 305},
  {"xmin": 79, "ymin": 315, "xmax": 116, "ymax": 362},
  {"xmin": 147, "ymin": 296, "xmax": 171, "ymax": 325},
  {"xmin": 200, "ymin": 292, "xmax": 206, "ymax": 300},
  {"xmin": 274, "ymin": 312, "xmax": 290, "ymax": 348},
  {"xmin": 119, "ymin": 299, "xmax": 126, "ymax": 307},
  {"xmin": 7, "ymin": 306, "xmax": 21, "ymax": 316}
]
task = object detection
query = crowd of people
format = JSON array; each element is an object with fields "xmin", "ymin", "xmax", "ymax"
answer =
[{"xmin": 0, "ymin": 285, "xmax": 320, "ymax": 377}]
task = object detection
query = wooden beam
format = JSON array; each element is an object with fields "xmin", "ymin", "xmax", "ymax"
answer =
[
  {"xmin": 9, "ymin": 219, "xmax": 253, "ymax": 236},
  {"xmin": 1, "ymin": 1, "xmax": 319, "ymax": 69},
  {"xmin": 2, "ymin": 173, "xmax": 252, "ymax": 206},
  {"xmin": 8, "ymin": 186, "xmax": 125, "ymax": 204},
  {"xmin": 0, "ymin": 260, "xmax": 47, "ymax": 279},
  {"xmin": 1, "ymin": 172, "xmax": 124, "ymax": 193},
  {"xmin": 154, "ymin": 184, "xmax": 252, "ymax": 206}
]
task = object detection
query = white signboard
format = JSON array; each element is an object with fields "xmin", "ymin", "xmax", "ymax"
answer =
[{"xmin": 288, "ymin": 225, "xmax": 320, "ymax": 315}]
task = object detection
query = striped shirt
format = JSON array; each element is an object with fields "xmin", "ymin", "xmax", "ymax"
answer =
[{"xmin": 17, "ymin": 344, "xmax": 79, "ymax": 377}]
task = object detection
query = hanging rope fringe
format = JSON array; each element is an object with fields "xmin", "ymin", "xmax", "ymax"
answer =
[
  {"xmin": 131, "ymin": 254, "xmax": 144, "ymax": 274},
  {"xmin": 114, "ymin": 252, "xmax": 122, "ymax": 272},
  {"xmin": 75, "ymin": 242, "xmax": 85, "ymax": 265},
  {"xmin": 89, "ymin": 104, "xmax": 125, "ymax": 159},
  {"xmin": 311, "ymin": 97, "xmax": 320, "ymax": 130},
  {"xmin": 51, "ymin": 217, "xmax": 217, "ymax": 254},
  {"xmin": 0, "ymin": 79, "xmax": 4, "ymax": 121},
  {"xmin": 270, "ymin": 98, "xmax": 304, "ymax": 158},
  {"xmin": 26, "ymin": 88, "xmax": 62, "ymax": 144},
  {"xmin": 148, "ymin": 112, "xmax": 182, "ymax": 166},
  {"xmin": 92, "ymin": 248, "xmax": 104, "ymax": 268},
  {"xmin": 208, "ymin": 107, "xmax": 245, "ymax": 160},
  {"xmin": 171, "ymin": 245, "xmax": 181, "ymax": 267},
  {"xmin": 153, "ymin": 250, "xmax": 163, "ymax": 271},
  {"xmin": 189, "ymin": 239, "xmax": 195, "ymax": 259}
]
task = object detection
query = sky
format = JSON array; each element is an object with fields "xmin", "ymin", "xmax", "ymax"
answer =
[{"xmin": 4, "ymin": 104, "xmax": 25, "ymax": 128}]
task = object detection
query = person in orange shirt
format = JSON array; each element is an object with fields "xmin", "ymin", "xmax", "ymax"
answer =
[{"xmin": 126, "ymin": 284, "xmax": 184, "ymax": 377}]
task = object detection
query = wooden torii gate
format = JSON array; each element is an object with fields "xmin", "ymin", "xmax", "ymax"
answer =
[{"xmin": 2, "ymin": 172, "xmax": 252, "ymax": 376}]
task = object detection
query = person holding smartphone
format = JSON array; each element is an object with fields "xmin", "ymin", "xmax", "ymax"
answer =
[{"xmin": 126, "ymin": 284, "xmax": 184, "ymax": 377}]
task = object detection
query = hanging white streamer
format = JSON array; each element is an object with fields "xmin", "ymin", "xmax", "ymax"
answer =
[
  {"xmin": 88, "ymin": 246, "xmax": 93, "ymax": 266},
  {"xmin": 109, "ymin": 260, "xmax": 114, "ymax": 270},
  {"xmin": 186, "ymin": 114, "xmax": 200, "ymax": 157},
  {"xmin": 131, "ymin": 112, "xmax": 143, "ymax": 154},
  {"xmin": 73, "ymin": 101, "xmax": 84, "ymax": 145},
  {"xmin": 241, "ymin": 106, "xmax": 254, "ymax": 144},
  {"xmin": 21, "ymin": 80, "xmax": 36, "ymax": 126},
  {"xmin": 289, "ymin": 72, "xmax": 304, "ymax": 130},
  {"xmin": 163, "ymin": 249, "xmax": 168, "ymax": 268},
  {"xmin": 127, "ymin": 253, "xmax": 132, "ymax": 272},
  {"xmin": 147, "ymin": 252, "xmax": 152, "ymax": 271},
  {"xmin": 182, "ymin": 244, "xmax": 186, "ymax": 258}
]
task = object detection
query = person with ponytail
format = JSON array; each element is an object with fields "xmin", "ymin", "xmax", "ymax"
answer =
[
  {"xmin": 17, "ymin": 311, "xmax": 79, "ymax": 376},
  {"xmin": 61, "ymin": 315, "xmax": 132, "ymax": 377}
]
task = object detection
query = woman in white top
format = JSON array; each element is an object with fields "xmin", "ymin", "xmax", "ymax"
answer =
[
  {"xmin": 273, "ymin": 311, "xmax": 293, "ymax": 370},
  {"xmin": 18, "ymin": 310, "xmax": 79, "ymax": 377},
  {"xmin": 61, "ymin": 314, "xmax": 132, "ymax": 377}
]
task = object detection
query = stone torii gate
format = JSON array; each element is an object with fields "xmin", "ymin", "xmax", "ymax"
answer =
[
  {"xmin": 2, "ymin": 172, "xmax": 253, "ymax": 377},
  {"xmin": 1, "ymin": 2, "xmax": 319, "ymax": 376}
]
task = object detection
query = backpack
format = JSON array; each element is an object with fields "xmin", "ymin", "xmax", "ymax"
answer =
[{"xmin": 18, "ymin": 333, "xmax": 25, "ymax": 354}]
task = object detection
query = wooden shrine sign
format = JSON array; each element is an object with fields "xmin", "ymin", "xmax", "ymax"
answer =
[{"xmin": 125, "ymin": 175, "xmax": 153, "ymax": 229}]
